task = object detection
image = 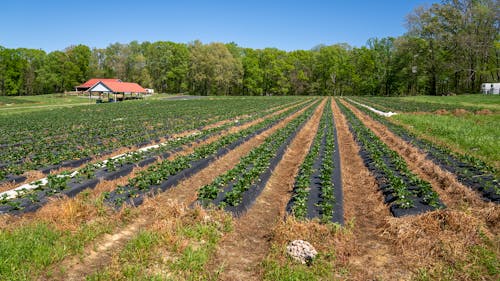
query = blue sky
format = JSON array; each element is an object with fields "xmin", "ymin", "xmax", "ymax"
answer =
[{"xmin": 1, "ymin": 0, "xmax": 438, "ymax": 52}]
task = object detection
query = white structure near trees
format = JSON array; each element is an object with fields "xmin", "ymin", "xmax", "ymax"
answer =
[{"xmin": 481, "ymin": 83, "xmax": 500, "ymax": 94}]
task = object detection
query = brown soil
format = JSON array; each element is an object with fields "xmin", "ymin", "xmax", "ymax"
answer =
[
  {"xmin": 207, "ymin": 99, "xmax": 326, "ymax": 281},
  {"xmin": 475, "ymin": 109, "xmax": 493, "ymax": 115},
  {"xmin": 452, "ymin": 108, "xmax": 470, "ymax": 116},
  {"xmin": 434, "ymin": 109, "xmax": 450, "ymax": 115},
  {"xmin": 39, "ymin": 100, "xmax": 317, "ymax": 280},
  {"xmin": 331, "ymin": 99, "xmax": 412, "ymax": 279}
]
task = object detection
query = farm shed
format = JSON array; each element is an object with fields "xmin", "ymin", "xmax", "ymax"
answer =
[
  {"xmin": 481, "ymin": 83, "xmax": 500, "ymax": 94},
  {"xmin": 87, "ymin": 81, "xmax": 147, "ymax": 102},
  {"xmin": 76, "ymin": 79, "xmax": 147, "ymax": 102}
]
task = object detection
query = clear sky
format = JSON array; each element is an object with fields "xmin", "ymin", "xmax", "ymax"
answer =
[{"xmin": 0, "ymin": 0, "xmax": 438, "ymax": 52}]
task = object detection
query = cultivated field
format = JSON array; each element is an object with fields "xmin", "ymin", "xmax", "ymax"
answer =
[{"xmin": 0, "ymin": 95, "xmax": 498, "ymax": 280}]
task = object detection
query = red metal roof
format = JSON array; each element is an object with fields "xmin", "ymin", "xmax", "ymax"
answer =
[
  {"xmin": 88, "ymin": 81, "xmax": 147, "ymax": 93},
  {"xmin": 76, "ymin": 78, "xmax": 121, "ymax": 88},
  {"xmin": 101, "ymin": 81, "xmax": 147, "ymax": 93}
]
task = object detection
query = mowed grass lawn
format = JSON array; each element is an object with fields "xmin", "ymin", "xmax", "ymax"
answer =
[{"xmin": 393, "ymin": 112, "xmax": 500, "ymax": 170}]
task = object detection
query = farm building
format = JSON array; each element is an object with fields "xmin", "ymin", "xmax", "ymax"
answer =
[
  {"xmin": 481, "ymin": 83, "xmax": 500, "ymax": 94},
  {"xmin": 75, "ymin": 78, "xmax": 147, "ymax": 102}
]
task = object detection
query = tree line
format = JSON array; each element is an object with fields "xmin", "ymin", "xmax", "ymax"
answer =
[{"xmin": 0, "ymin": 0, "xmax": 498, "ymax": 96}]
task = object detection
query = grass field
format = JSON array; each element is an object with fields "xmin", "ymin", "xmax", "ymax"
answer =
[
  {"xmin": 400, "ymin": 95, "xmax": 500, "ymax": 111},
  {"xmin": 393, "ymin": 113, "xmax": 500, "ymax": 170},
  {"xmin": 0, "ymin": 95, "xmax": 498, "ymax": 280}
]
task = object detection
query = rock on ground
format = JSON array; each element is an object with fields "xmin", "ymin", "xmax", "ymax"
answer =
[{"xmin": 286, "ymin": 240, "xmax": 318, "ymax": 264}]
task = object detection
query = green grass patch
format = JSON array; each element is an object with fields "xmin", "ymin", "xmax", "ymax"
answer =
[
  {"xmin": 393, "ymin": 113, "xmax": 500, "ymax": 169},
  {"xmin": 0, "ymin": 94, "xmax": 87, "ymax": 106},
  {"xmin": 0, "ymin": 94, "xmax": 92, "ymax": 115},
  {"xmin": 399, "ymin": 95, "xmax": 500, "ymax": 111},
  {"xmin": 413, "ymin": 244, "xmax": 499, "ymax": 281},
  {"xmin": 88, "ymin": 209, "xmax": 232, "ymax": 281},
  {"xmin": 0, "ymin": 220, "xmax": 114, "ymax": 280}
]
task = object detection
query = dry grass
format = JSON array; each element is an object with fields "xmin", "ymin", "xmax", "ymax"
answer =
[{"xmin": 384, "ymin": 210, "xmax": 491, "ymax": 264}]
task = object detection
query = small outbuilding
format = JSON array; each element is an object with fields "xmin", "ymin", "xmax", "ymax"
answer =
[
  {"xmin": 76, "ymin": 78, "xmax": 147, "ymax": 102},
  {"xmin": 481, "ymin": 83, "xmax": 500, "ymax": 94}
]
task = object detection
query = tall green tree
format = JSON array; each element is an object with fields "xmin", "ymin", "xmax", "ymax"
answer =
[
  {"xmin": 146, "ymin": 41, "xmax": 189, "ymax": 93},
  {"xmin": 188, "ymin": 41, "xmax": 242, "ymax": 95}
]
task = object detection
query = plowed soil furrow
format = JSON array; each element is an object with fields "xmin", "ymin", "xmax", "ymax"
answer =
[
  {"xmin": 208, "ymin": 99, "xmax": 326, "ymax": 281},
  {"xmin": 331, "ymin": 99, "xmax": 412, "ymax": 279},
  {"xmin": 46, "ymin": 101, "xmax": 317, "ymax": 281},
  {"xmin": 340, "ymin": 99, "xmax": 499, "ymax": 231}
]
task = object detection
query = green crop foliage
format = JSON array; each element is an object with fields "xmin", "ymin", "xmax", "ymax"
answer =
[
  {"xmin": 0, "ymin": 97, "xmax": 306, "ymax": 182},
  {"xmin": 198, "ymin": 100, "xmax": 319, "ymax": 210}
]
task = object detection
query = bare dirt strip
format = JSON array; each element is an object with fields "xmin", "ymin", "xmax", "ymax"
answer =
[
  {"xmin": 206, "ymin": 99, "xmax": 327, "ymax": 281},
  {"xmin": 43, "ymin": 101, "xmax": 318, "ymax": 281},
  {"xmin": 330, "ymin": 99, "xmax": 412, "ymax": 279},
  {"xmin": 340, "ymin": 99, "xmax": 499, "ymax": 232}
]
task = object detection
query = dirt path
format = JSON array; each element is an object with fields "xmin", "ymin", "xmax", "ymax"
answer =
[
  {"xmin": 340, "ymin": 99, "xmax": 499, "ymax": 231},
  {"xmin": 42, "ymin": 218, "xmax": 148, "ymax": 281},
  {"xmin": 207, "ymin": 99, "xmax": 326, "ymax": 281},
  {"xmin": 331, "ymin": 99, "xmax": 412, "ymax": 279},
  {"xmin": 46, "ymin": 101, "xmax": 318, "ymax": 281}
]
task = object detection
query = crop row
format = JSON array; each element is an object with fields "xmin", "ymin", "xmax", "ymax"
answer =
[
  {"xmin": 346, "ymin": 100, "xmax": 499, "ymax": 203},
  {"xmin": 0, "ymin": 100, "xmax": 315, "ymax": 214},
  {"xmin": 0, "ymin": 97, "xmax": 305, "ymax": 183},
  {"xmin": 287, "ymin": 100, "xmax": 343, "ymax": 224},
  {"xmin": 104, "ymin": 99, "xmax": 319, "ymax": 208},
  {"xmin": 197, "ymin": 101, "xmax": 319, "ymax": 215},
  {"xmin": 337, "ymin": 100, "xmax": 444, "ymax": 217}
]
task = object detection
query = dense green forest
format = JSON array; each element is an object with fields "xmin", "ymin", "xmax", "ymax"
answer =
[{"xmin": 0, "ymin": 0, "xmax": 498, "ymax": 96}]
